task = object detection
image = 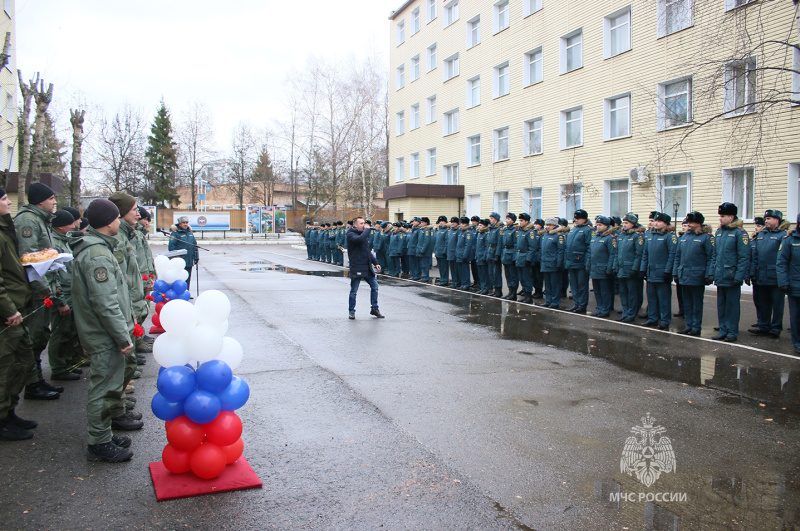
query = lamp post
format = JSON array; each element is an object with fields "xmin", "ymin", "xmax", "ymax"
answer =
[{"xmin": 673, "ymin": 199, "xmax": 680, "ymax": 228}]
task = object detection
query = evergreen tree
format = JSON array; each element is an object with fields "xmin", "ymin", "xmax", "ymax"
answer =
[{"xmin": 145, "ymin": 100, "xmax": 180, "ymax": 207}]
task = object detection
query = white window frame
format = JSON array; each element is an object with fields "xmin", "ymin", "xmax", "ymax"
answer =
[
  {"xmin": 411, "ymin": 7, "xmax": 421, "ymax": 34},
  {"xmin": 493, "ymin": 61, "xmax": 510, "ymax": 98},
  {"xmin": 426, "ymin": 95, "xmax": 437, "ymax": 124},
  {"xmin": 443, "ymin": 52, "xmax": 460, "ymax": 81},
  {"xmin": 657, "ymin": 172, "xmax": 692, "ymax": 218},
  {"xmin": 559, "ymin": 183, "xmax": 583, "ymax": 219},
  {"xmin": 410, "ymin": 152, "xmax": 420, "ymax": 179},
  {"xmin": 395, "ymin": 157, "xmax": 405, "ymax": 183},
  {"xmin": 723, "ymin": 57, "xmax": 757, "ymax": 117},
  {"xmin": 493, "ymin": 0, "xmax": 510, "ymax": 34},
  {"xmin": 604, "ymin": 179, "xmax": 631, "ymax": 217},
  {"xmin": 410, "ymin": 103, "xmax": 420, "ymax": 130},
  {"xmin": 788, "ymin": 162, "xmax": 800, "ymax": 220},
  {"xmin": 725, "ymin": 0, "xmax": 754, "ymax": 11},
  {"xmin": 410, "ymin": 55, "xmax": 420, "ymax": 82},
  {"xmin": 793, "ymin": 44, "xmax": 800, "ymax": 105},
  {"xmin": 466, "ymin": 193, "xmax": 482, "ymax": 218},
  {"xmin": 443, "ymin": 108, "xmax": 460, "ymax": 136},
  {"xmin": 3, "ymin": 0, "xmax": 9, "ymax": 17},
  {"xmin": 396, "ymin": 64, "xmax": 405, "ymax": 90},
  {"xmin": 467, "ymin": 15, "xmax": 481, "ymax": 49},
  {"xmin": 467, "ymin": 75, "xmax": 481, "ymax": 108},
  {"xmin": 427, "ymin": 43, "xmax": 438, "ymax": 71},
  {"xmin": 443, "ymin": 0, "xmax": 459, "ymax": 27},
  {"xmin": 722, "ymin": 167, "xmax": 755, "ymax": 221},
  {"xmin": 560, "ymin": 28, "xmax": 583, "ymax": 74},
  {"xmin": 657, "ymin": 0, "xmax": 693, "ymax": 38},
  {"xmin": 524, "ymin": 0, "xmax": 542, "ymax": 17},
  {"xmin": 523, "ymin": 46, "xmax": 543, "ymax": 87},
  {"xmin": 426, "ymin": 147, "xmax": 438, "ymax": 176},
  {"xmin": 604, "ymin": 92, "xmax": 632, "ymax": 141},
  {"xmin": 560, "ymin": 106, "xmax": 583, "ymax": 150},
  {"xmin": 396, "ymin": 111, "xmax": 405, "ymax": 136},
  {"xmin": 467, "ymin": 134, "xmax": 481, "ymax": 167},
  {"xmin": 493, "ymin": 126, "xmax": 510, "ymax": 162},
  {"xmin": 428, "ymin": 0, "xmax": 437, "ymax": 23},
  {"xmin": 657, "ymin": 76, "xmax": 692, "ymax": 130},
  {"xmin": 443, "ymin": 163, "xmax": 459, "ymax": 185},
  {"xmin": 604, "ymin": 6, "xmax": 631, "ymax": 59},
  {"xmin": 397, "ymin": 20, "xmax": 406, "ymax": 46},
  {"xmin": 523, "ymin": 187, "xmax": 543, "ymax": 219},
  {"xmin": 494, "ymin": 191, "xmax": 510, "ymax": 216},
  {"xmin": 524, "ymin": 117, "xmax": 543, "ymax": 156}
]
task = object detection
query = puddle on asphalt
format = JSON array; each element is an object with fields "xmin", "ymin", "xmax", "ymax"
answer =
[{"xmin": 233, "ymin": 261, "xmax": 348, "ymax": 277}]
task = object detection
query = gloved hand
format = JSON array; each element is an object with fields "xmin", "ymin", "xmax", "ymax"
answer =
[
  {"xmin": 733, "ymin": 279, "xmax": 743, "ymax": 287},
  {"xmin": 630, "ymin": 270, "xmax": 639, "ymax": 279},
  {"xmin": 705, "ymin": 277, "xmax": 714, "ymax": 286},
  {"xmin": 780, "ymin": 285, "xmax": 790, "ymax": 293},
  {"xmin": 744, "ymin": 277, "xmax": 751, "ymax": 286},
  {"xmin": 673, "ymin": 275, "xmax": 679, "ymax": 284}
]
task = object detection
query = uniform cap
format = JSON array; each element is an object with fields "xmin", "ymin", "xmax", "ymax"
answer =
[
  {"xmin": 490, "ymin": 212, "xmax": 501, "ymax": 221},
  {"xmin": 764, "ymin": 209, "xmax": 783, "ymax": 221},
  {"xmin": 685, "ymin": 211, "xmax": 705, "ymax": 224},
  {"xmin": 506, "ymin": 212, "xmax": 517, "ymax": 222},
  {"xmin": 85, "ymin": 199, "xmax": 120, "ymax": 229},
  {"xmin": 654, "ymin": 212, "xmax": 672, "ymax": 224},
  {"xmin": 573, "ymin": 209, "xmax": 588, "ymax": 220},
  {"xmin": 754, "ymin": 217, "xmax": 765, "ymax": 226},
  {"xmin": 545, "ymin": 217, "xmax": 559, "ymax": 226},
  {"xmin": 519, "ymin": 212, "xmax": 531, "ymax": 221},
  {"xmin": 623, "ymin": 212, "xmax": 639, "ymax": 224},
  {"xmin": 718, "ymin": 202, "xmax": 738, "ymax": 216}
]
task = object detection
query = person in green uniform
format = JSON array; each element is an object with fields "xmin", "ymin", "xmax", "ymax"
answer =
[
  {"xmin": 70, "ymin": 199, "xmax": 137, "ymax": 461},
  {"xmin": 0, "ymin": 187, "xmax": 40, "ymax": 440},
  {"xmin": 135, "ymin": 207, "xmax": 156, "ymax": 344}
]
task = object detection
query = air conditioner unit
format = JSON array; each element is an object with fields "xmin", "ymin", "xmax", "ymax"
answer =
[{"xmin": 629, "ymin": 166, "xmax": 649, "ymax": 184}]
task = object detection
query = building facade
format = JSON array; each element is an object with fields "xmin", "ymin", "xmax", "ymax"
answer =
[
  {"xmin": 386, "ymin": 0, "xmax": 800, "ymax": 227},
  {"xmin": 1, "ymin": 0, "xmax": 17, "ymax": 175}
]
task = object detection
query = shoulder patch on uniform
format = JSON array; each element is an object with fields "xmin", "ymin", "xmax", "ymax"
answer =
[
  {"xmin": 113, "ymin": 250, "xmax": 125, "ymax": 264},
  {"xmin": 21, "ymin": 226, "xmax": 32, "ymax": 238},
  {"xmin": 743, "ymin": 234, "xmax": 749, "ymax": 245},
  {"xmin": 94, "ymin": 267, "xmax": 109, "ymax": 282}
]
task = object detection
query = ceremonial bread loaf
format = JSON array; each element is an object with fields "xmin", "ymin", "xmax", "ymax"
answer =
[{"xmin": 21, "ymin": 248, "xmax": 58, "ymax": 264}]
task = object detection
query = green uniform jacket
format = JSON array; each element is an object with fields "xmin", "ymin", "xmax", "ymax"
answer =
[
  {"xmin": 117, "ymin": 222, "xmax": 146, "ymax": 320},
  {"xmin": 0, "ymin": 214, "xmax": 33, "ymax": 320},
  {"xmin": 14, "ymin": 204, "xmax": 57, "ymax": 297},
  {"xmin": 50, "ymin": 230, "xmax": 74, "ymax": 306},
  {"xmin": 135, "ymin": 223, "xmax": 155, "ymax": 278},
  {"xmin": 69, "ymin": 228, "xmax": 133, "ymax": 354}
]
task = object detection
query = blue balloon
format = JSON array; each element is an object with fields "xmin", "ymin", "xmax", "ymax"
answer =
[
  {"xmin": 179, "ymin": 291, "xmax": 191, "ymax": 301},
  {"xmin": 157, "ymin": 366, "xmax": 197, "ymax": 402},
  {"xmin": 196, "ymin": 360, "xmax": 233, "ymax": 394},
  {"xmin": 151, "ymin": 392, "xmax": 185, "ymax": 421},
  {"xmin": 153, "ymin": 279, "xmax": 170, "ymax": 293},
  {"xmin": 184, "ymin": 390, "xmax": 221, "ymax": 424},
  {"xmin": 171, "ymin": 279, "xmax": 188, "ymax": 295},
  {"xmin": 218, "ymin": 376, "xmax": 250, "ymax": 411},
  {"xmin": 164, "ymin": 289, "xmax": 178, "ymax": 301},
  {"xmin": 159, "ymin": 366, "xmax": 165, "ymax": 375},
  {"xmin": 152, "ymin": 291, "xmax": 164, "ymax": 303}
]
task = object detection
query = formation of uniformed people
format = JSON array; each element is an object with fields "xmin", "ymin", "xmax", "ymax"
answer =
[{"xmin": 0, "ymin": 184, "xmax": 157, "ymax": 461}]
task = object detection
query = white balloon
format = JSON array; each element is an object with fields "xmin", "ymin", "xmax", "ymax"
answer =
[
  {"xmin": 177, "ymin": 269, "xmax": 189, "ymax": 282},
  {"xmin": 159, "ymin": 300, "xmax": 197, "ymax": 336},
  {"xmin": 154, "ymin": 255, "xmax": 171, "ymax": 278},
  {"xmin": 216, "ymin": 337, "xmax": 243, "ymax": 370},
  {"xmin": 195, "ymin": 290, "xmax": 231, "ymax": 323},
  {"xmin": 205, "ymin": 319, "xmax": 228, "ymax": 336},
  {"xmin": 170, "ymin": 257, "xmax": 186, "ymax": 271},
  {"xmin": 153, "ymin": 332, "xmax": 191, "ymax": 367},
  {"xmin": 160, "ymin": 268, "xmax": 178, "ymax": 285},
  {"xmin": 187, "ymin": 327, "xmax": 224, "ymax": 363}
]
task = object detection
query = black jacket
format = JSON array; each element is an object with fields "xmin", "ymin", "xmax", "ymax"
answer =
[{"xmin": 347, "ymin": 227, "xmax": 379, "ymax": 278}]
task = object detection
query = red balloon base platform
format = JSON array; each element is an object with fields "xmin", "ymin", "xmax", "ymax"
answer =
[
  {"xmin": 149, "ymin": 325, "xmax": 166, "ymax": 334},
  {"xmin": 149, "ymin": 456, "xmax": 261, "ymax": 501}
]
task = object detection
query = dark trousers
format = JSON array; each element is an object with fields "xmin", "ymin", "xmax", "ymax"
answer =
[
  {"xmin": 437, "ymin": 256, "xmax": 449, "ymax": 285},
  {"xmin": 532, "ymin": 262, "xmax": 543, "ymax": 295},
  {"xmin": 377, "ymin": 251, "xmax": 388, "ymax": 273},
  {"xmin": 477, "ymin": 264, "xmax": 490, "ymax": 290},
  {"xmin": 647, "ymin": 281, "xmax": 672, "ymax": 324},
  {"xmin": 544, "ymin": 271, "xmax": 562, "ymax": 306},
  {"xmin": 420, "ymin": 255, "xmax": 432, "ymax": 281},
  {"xmin": 306, "ymin": 243, "xmax": 313, "ymax": 259},
  {"xmin": 388, "ymin": 255, "xmax": 401, "ymax": 276},
  {"xmin": 401, "ymin": 254, "xmax": 409, "ymax": 274},
  {"xmin": 592, "ymin": 278, "xmax": 613, "ymax": 314},
  {"xmin": 27, "ymin": 297, "xmax": 51, "ymax": 382},
  {"xmin": 349, "ymin": 275, "xmax": 379, "ymax": 312},
  {"xmin": 568, "ymin": 269, "xmax": 589, "ymax": 309},
  {"xmin": 637, "ymin": 278, "xmax": 645, "ymax": 315},
  {"xmin": 458, "ymin": 261, "xmax": 471, "ymax": 288},
  {"xmin": 470, "ymin": 261, "xmax": 480, "ymax": 286},
  {"xmin": 409, "ymin": 256, "xmax": 420, "ymax": 279},
  {"xmin": 449, "ymin": 260, "xmax": 461, "ymax": 287},
  {"xmin": 503, "ymin": 263, "xmax": 518, "ymax": 291},
  {"xmin": 519, "ymin": 264, "xmax": 533, "ymax": 292},
  {"xmin": 676, "ymin": 281, "xmax": 684, "ymax": 314},
  {"xmin": 335, "ymin": 248, "xmax": 344, "ymax": 265},
  {"xmin": 788, "ymin": 296, "xmax": 800, "ymax": 348},
  {"xmin": 489, "ymin": 258, "xmax": 503, "ymax": 288},
  {"xmin": 312, "ymin": 244, "xmax": 319, "ymax": 260},
  {"xmin": 619, "ymin": 277, "xmax": 639, "ymax": 320},
  {"xmin": 717, "ymin": 285, "xmax": 742, "ymax": 338},
  {"xmin": 186, "ymin": 266, "xmax": 193, "ymax": 286},
  {"xmin": 682, "ymin": 285, "xmax": 706, "ymax": 331},
  {"xmin": 561, "ymin": 269, "xmax": 570, "ymax": 297},
  {"xmin": 753, "ymin": 284, "xmax": 785, "ymax": 333}
]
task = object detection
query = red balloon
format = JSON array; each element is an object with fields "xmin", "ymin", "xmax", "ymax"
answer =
[
  {"xmin": 190, "ymin": 442, "xmax": 227, "ymax": 479},
  {"xmin": 166, "ymin": 415, "xmax": 205, "ymax": 452},
  {"xmin": 165, "ymin": 420, "xmax": 173, "ymax": 430},
  {"xmin": 223, "ymin": 437, "xmax": 244, "ymax": 464},
  {"xmin": 162, "ymin": 444, "xmax": 192, "ymax": 474},
  {"xmin": 151, "ymin": 313, "xmax": 161, "ymax": 327},
  {"xmin": 155, "ymin": 301, "xmax": 166, "ymax": 314},
  {"xmin": 205, "ymin": 411, "xmax": 243, "ymax": 447}
]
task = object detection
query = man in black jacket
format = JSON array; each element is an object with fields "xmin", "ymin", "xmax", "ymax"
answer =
[{"xmin": 346, "ymin": 217, "xmax": 384, "ymax": 320}]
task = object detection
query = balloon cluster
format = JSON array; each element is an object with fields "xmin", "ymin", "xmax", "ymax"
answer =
[{"xmin": 150, "ymin": 290, "xmax": 250, "ymax": 479}]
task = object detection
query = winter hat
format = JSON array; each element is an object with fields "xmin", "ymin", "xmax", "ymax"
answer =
[
  {"xmin": 558, "ymin": 218, "xmax": 569, "ymax": 227},
  {"xmin": 595, "ymin": 216, "xmax": 611, "ymax": 227},
  {"xmin": 764, "ymin": 209, "xmax": 783, "ymax": 222},
  {"xmin": 534, "ymin": 218, "xmax": 544, "ymax": 227},
  {"xmin": 753, "ymin": 217, "xmax": 765, "ymax": 226},
  {"xmin": 79, "ymin": 217, "xmax": 89, "ymax": 230},
  {"xmin": 52, "ymin": 210, "xmax": 75, "ymax": 228},
  {"xmin": 437, "ymin": 215, "xmax": 448, "ymax": 223},
  {"xmin": 685, "ymin": 211, "xmax": 705, "ymax": 224},
  {"xmin": 460, "ymin": 216, "xmax": 469, "ymax": 224},
  {"xmin": 718, "ymin": 202, "xmax": 737, "ymax": 216},
  {"xmin": 63, "ymin": 206, "xmax": 81, "ymax": 221},
  {"xmin": 421, "ymin": 217, "xmax": 430, "ymax": 224},
  {"xmin": 27, "ymin": 182, "xmax": 55, "ymax": 205},
  {"xmin": 0, "ymin": 185, "xmax": 5, "ymax": 198},
  {"xmin": 519, "ymin": 213, "xmax": 531, "ymax": 221},
  {"xmin": 649, "ymin": 211, "xmax": 658, "ymax": 220},
  {"xmin": 108, "ymin": 191, "xmax": 136, "ymax": 216},
  {"xmin": 506, "ymin": 213, "xmax": 517, "ymax": 222},
  {"xmin": 545, "ymin": 217, "xmax": 559, "ymax": 226},
  {"xmin": 490, "ymin": 212, "xmax": 501, "ymax": 222},
  {"xmin": 573, "ymin": 209, "xmax": 588, "ymax": 220},
  {"xmin": 470, "ymin": 215, "xmax": 480, "ymax": 222},
  {"xmin": 623, "ymin": 212, "xmax": 639, "ymax": 224},
  {"xmin": 450, "ymin": 216, "xmax": 460, "ymax": 223},
  {"xmin": 654, "ymin": 212, "xmax": 672, "ymax": 224},
  {"xmin": 86, "ymin": 199, "xmax": 120, "ymax": 229}
]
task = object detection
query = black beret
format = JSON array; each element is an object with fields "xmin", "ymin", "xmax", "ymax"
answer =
[
  {"xmin": 86, "ymin": 199, "xmax": 120, "ymax": 229},
  {"xmin": 519, "ymin": 212, "xmax": 531, "ymax": 221},
  {"xmin": 685, "ymin": 211, "xmax": 705, "ymax": 224},
  {"xmin": 654, "ymin": 212, "xmax": 672, "ymax": 224},
  {"xmin": 63, "ymin": 206, "xmax": 81, "ymax": 221},
  {"xmin": 506, "ymin": 213, "xmax": 517, "ymax": 222},
  {"xmin": 52, "ymin": 210, "xmax": 75, "ymax": 228},
  {"xmin": 718, "ymin": 202, "xmax": 737, "ymax": 216},
  {"xmin": 28, "ymin": 182, "xmax": 55, "ymax": 205},
  {"xmin": 573, "ymin": 209, "xmax": 588, "ymax": 220}
]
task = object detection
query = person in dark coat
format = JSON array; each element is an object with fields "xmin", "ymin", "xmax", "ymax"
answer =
[
  {"xmin": 168, "ymin": 216, "xmax": 199, "ymax": 284},
  {"xmin": 712, "ymin": 202, "xmax": 750, "ymax": 342},
  {"xmin": 673, "ymin": 211, "xmax": 715, "ymax": 336},
  {"xmin": 346, "ymin": 217, "xmax": 384, "ymax": 319},
  {"xmin": 749, "ymin": 209, "xmax": 789, "ymax": 338},
  {"xmin": 616, "ymin": 212, "xmax": 645, "ymax": 323},
  {"xmin": 641, "ymin": 212, "xmax": 677, "ymax": 330},
  {"xmin": 777, "ymin": 215, "xmax": 800, "ymax": 356}
]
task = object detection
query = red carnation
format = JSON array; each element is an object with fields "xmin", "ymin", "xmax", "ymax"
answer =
[
  {"xmin": 145, "ymin": 295, "xmax": 155, "ymax": 301},
  {"xmin": 133, "ymin": 324, "xmax": 144, "ymax": 337},
  {"xmin": 142, "ymin": 275, "xmax": 148, "ymax": 280},
  {"xmin": 43, "ymin": 298, "xmax": 53, "ymax": 308},
  {"xmin": 149, "ymin": 274, "xmax": 155, "ymax": 279}
]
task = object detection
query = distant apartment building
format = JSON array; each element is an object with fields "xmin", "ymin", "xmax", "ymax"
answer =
[{"xmin": 385, "ymin": 0, "xmax": 800, "ymax": 227}]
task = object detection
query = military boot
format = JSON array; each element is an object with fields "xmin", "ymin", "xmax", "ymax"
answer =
[
  {"xmin": 24, "ymin": 382, "xmax": 60, "ymax": 401},
  {"xmin": 492, "ymin": 288, "xmax": 504, "ymax": 298},
  {"xmin": 0, "ymin": 418, "xmax": 34, "ymax": 440},
  {"xmin": 505, "ymin": 292, "xmax": 518, "ymax": 301},
  {"xmin": 111, "ymin": 412, "xmax": 144, "ymax": 431},
  {"xmin": 520, "ymin": 292, "xmax": 533, "ymax": 304},
  {"xmin": 135, "ymin": 337, "xmax": 152, "ymax": 354},
  {"xmin": 87, "ymin": 441, "xmax": 133, "ymax": 462},
  {"xmin": 135, "ymin": 354, "xmax": 146, "ymax": 366},
  {"xmin": 6, "ymin": 410, "xmax": 37, "ymax": 429},
  {"xmin": 40, "ymin": 380, "xmax": 64, "ymax": 393},
  {"xmin": 532, "ymin": 290, "xmax": 544, "ymax": 299}
]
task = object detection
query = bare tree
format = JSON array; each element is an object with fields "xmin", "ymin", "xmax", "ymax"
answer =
[
  {"xmin": 226, "ymin": 122, "xmax": 256, "ymax": 208},
  {"xmin": 69, "ymin": 109, "xmax": 85, "ymax": 207},
  {"xmin": 30, "ymin": 78, "xmax": 54, "ymax": 184},
  {"xmin": 177, "ymin": 101, "xmax": 216, "ymax": 208},
  {"xmin": 95, "ymin": 105, "xmax": 147, "ymax": 194},
  {"xmin": 15, "ymin": 71, "xmax": 36, "ymax": 209},
  {"xmin": 0, "ymin": 33, "xmax": 10, "ymax": 71}
]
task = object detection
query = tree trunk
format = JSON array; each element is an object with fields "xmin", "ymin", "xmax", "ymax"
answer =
[
  {"xmin": 69, "ymin": 109, "xmax": 85, "ymax": 207},
  {"xmin": 16, "ymin": 71, "xmax": 36, "ymax": 210},
  {"xmin": 30, "ymin": 79, "xmax": 54, "ymax": 184}
]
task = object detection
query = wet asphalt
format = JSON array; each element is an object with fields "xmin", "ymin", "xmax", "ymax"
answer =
[{"xmin": 2, "ymin": 243, "xmax": 800, "ymax": 530}]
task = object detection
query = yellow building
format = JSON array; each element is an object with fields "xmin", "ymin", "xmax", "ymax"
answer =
[
  {"xmin": 0, "ymin": 0, "xmax": 16, "ymax": 174},
  {"xmin": 386, "ymin": 0, "xmax": 800, "ymax": 228}
]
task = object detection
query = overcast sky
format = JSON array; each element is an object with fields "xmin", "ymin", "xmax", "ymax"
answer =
[{"xmin": 16, "ymin": 0, "xmax": 398, "ymax": 154}]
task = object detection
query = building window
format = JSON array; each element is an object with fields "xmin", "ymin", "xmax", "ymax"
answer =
[
  {"xmin": 789, "ymin": 163, "xmax": 800, "ymax": 220},
  {"xmin": 443, "ymin": 0, "xmax": 459, "ymax": 27},
  {"xmin": 560, "ymin": 29, "xmax": 583, "ymax": 74},
  {"xmin": 397, "ymin": 20, "xmax": 405, "ymax": 45},
  {"xmin": 658, "ymin": 77, "xmax": 692, "ymax": 130},
  {"xmin": 493, "ymin": 0, "xmax": 509, "ymax": 34},
  {"xmin": 560, "ymin": 183, "xmax": 583, "ymax": 219},
  {"xmin": 604, "ymin": 93, "xmax": 631, "ymax": 141},
  {"xmin": 724, "ymin": 57, "xmax": 757, "ymax": 116},
  {"xmin": 524, "ymin": 0, "xmax": 542, "ymax": 17},
  {"xmin": 793, "ymin": 45, "xmax": 800, "ymax": 104},
  {"xmin": 493, "ymin": 127, "xmax": 509, "ymax": 161},
  {"xmin": 493, "ymin": 61, "xmax": 510, "ymax": 98},
  {"xmin": 410, "ymin": 104, "xmax": 420, "ymax": 130},
  {"xmin": 4, "ymin": 92, "xmax": 11, "ymax": 119},
  {"xmin": 443, "ymin": 53, "xmax": 459, "ymax": 81},
  {"xmin": 427, "ymin": 43, "xmax": 437, "ymax": 71},
  {"xmin": 396, "ymin": 111, "xmax": 405, "ymax": 136},
  {"xmin": 443, "ymin": 163, "xmax": 459, "ymax": 185},
  {"xmin": 410, "ymin": 152, "xmax": 420, "ymax": 179},
  {"xmin": 395, "ymin": 157, "xmax": 405, "ymax": 182},
  {"xmin": 396, "ymin": 64, "xmax": 405, "ymax": 90},
  {"xmin": 467, "ymin": 193, "xmax": 481, "ymax": 218},
  {"xmin": 6, "ymin": 145, "xmax": 11, "ymax": 171},
  {"xmin": 494, "ymin": 191, "xmax": 509, "ymax": 216},
  {"xmin": 443, "ymin": 108, "xmax": 460, "ymax": 136},
  {"xmin": 467, "ymin": 76, "xmax": 480, "ymax": 108},
  {"xmin": 467, "ymin": 134, "xmax": 481, "ymax": 167},
  {"xmin": 524, "ymin": 47, "xmax": 543, "ymax": 86},
  {"xmin": 524, "ymin": 117, "xmax": 543, "ymax": 156},
  {"xmin": 411, "ymin": 7, "xmax": 421, "ymax": 34},
  {"xmin": 725, "ymin": 0, "xmax": 755, "ymax": 10},
  {"xmin": 523, "ymin": 187, "xmax": 543, "ymax": 219},
  {"xmin": 722, "ymin": 167, "xmax": 755, "ymax": 221},
  {"xmin": 427, "ymin": 95, "xmax": 437, "ymax": 124},
  {"xmin": 426, "ymin": 148, "xmax": 437, "ymax": 175},
  {"xmin": 3, "ymin": 0, "xmax": 9, "ymax": 16},
  {"xmin": 560, "ymin": 106, "xmax": 583, "ymax": 149},
  {"xmin": 410, "ymin": 55, "xmax": 420, "ymax": 82},
  {"xmin": 428, "ymin": 0, "xmax": 437, "ymax": 22},
  {"xmin": 659, "ymin": 173, "xmax": 691, "ymax": 218},
  {"xmin": 467, "ymin": 15, "xmax": 480, "ymax": 48},
  {"xmin": 658, "ymin": 0, "xmax": 693, "ymax": 38},
  {"xmin": 604, "ymin": 7, "xmax": 631, "ymax": 58},
  {"xmin": 605, "ymin": 179, "xmax": 630, "ymax": 217}
]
